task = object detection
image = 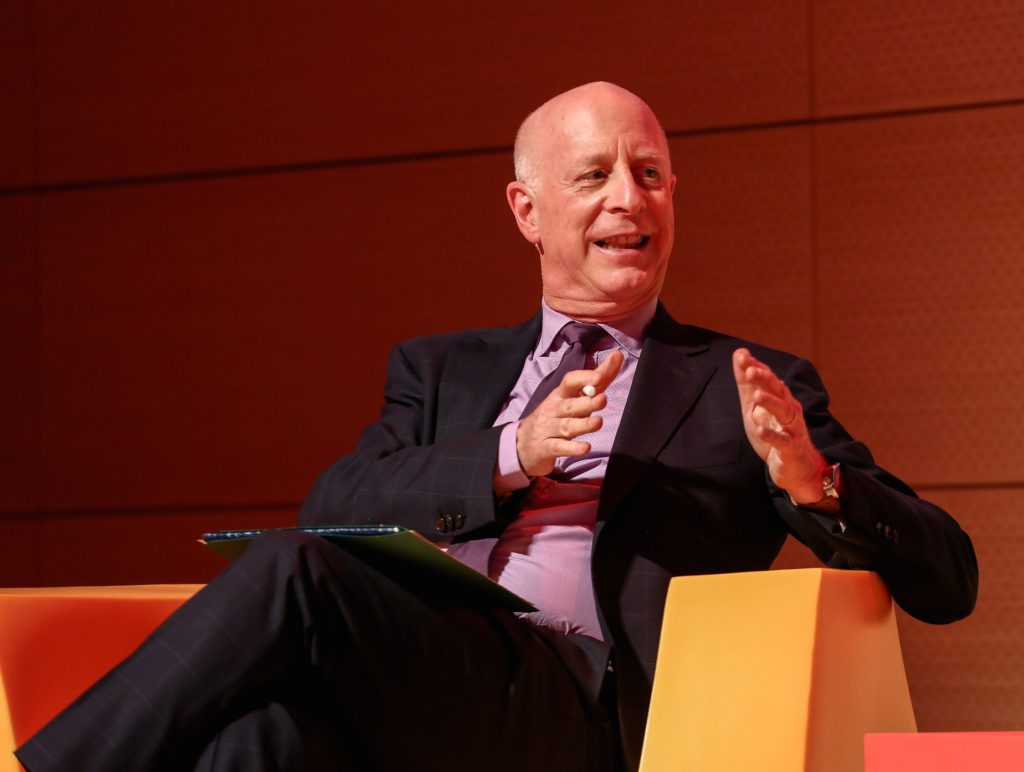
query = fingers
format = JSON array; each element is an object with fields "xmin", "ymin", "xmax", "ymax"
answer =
[
  {"xmin": 744, "ymin": 364, "xmax": 803, "ymax": 441},
  {"xmin": 556, "ymin": 349, "xmax": 624, "ymax": 399},
  {"xmin": 593, "ymin": 349, "xmax": 625, "ymax": 390},
  {"xmin": 520, "ymin": 415, "xmax": 602, "ymax": 460},
  {"xmin": 734, "ymin": 348, "xmax": 786, "ymax": 397},
  {"xmin": 544, "ymin": 438, "xmax": 592, "ymax": 459},
  {"xmin": 560, "ymin": 393, "xmax": 608, "ymax": 418},
  {"xmin": 515, "ymin": 413, "xmax": 598, "ymax": 477},
  {"xmin": 752, "ymin": 405, "xmax": 797, "ymax": 443},
  {"xmin": 751, "ymin": 388, "xmax": 800, "ymax": 429},
  {"xmin": 516, "ymin": 349, "xmax": 624, "ymax": 477},
  {"xmin": 732, "ymin": 347, "xmax": 759, "ymax": 389},
  {"xmin": 732, "ymin": 348, "xmax": 827, "ymax": 496},
  {"xmin": 529, "ymin": 350, "xmax": 620, "ymax": 444},
  {"xmin": 543, "ymin": 349, "xmax": 622, "ymax": 418},
  {"xmin": 732, "ymin": 347, "xmax": 751, "ymax": 383},
  {"xmin": 546, "ymin": 414, "xmax": 603, "ymax": 439}
]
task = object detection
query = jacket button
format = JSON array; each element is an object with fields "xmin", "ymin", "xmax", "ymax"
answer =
[
  {"xmin": 435, "ymin": 516, "xmax": 448, "ymax": 533},
  {"xmin": 453, "ymin": 513, "xmax": 464, "ymax": 530}
]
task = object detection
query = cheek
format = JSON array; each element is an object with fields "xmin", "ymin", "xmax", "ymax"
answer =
[
  {"xmin": 560, "ymin": 200, "xmax": 599, "ymax": 231},
  {"xmin": 654, "ymin": 199, "xmax": 675, "ymax": 231}
]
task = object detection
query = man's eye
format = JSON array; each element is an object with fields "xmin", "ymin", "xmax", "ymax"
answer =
[
  {"xmin": 641, "ymin": 167, "xmax": 661, "ymax": 181},
  {"xmin": 586, "ymin": 170, "xmax": 608, "ymax": 181}
]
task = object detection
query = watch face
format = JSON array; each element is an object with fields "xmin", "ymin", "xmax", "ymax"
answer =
[{"xmin": 827, "ymin": 463, "xmax": 842, "ymax": 497}]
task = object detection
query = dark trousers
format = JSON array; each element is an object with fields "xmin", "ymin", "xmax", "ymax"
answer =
[{"xmin": 16, "ymin": 531, "xmax": 619, "ymax": 771}]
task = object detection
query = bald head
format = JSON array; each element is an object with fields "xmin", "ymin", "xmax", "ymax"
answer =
[
  {"xmin": 513, "ymin": 82, "xmax": 669, "ymax": 188},
  {"xmin": 506, "ymin": 82, "xmax": 677, "ymax": 321}
]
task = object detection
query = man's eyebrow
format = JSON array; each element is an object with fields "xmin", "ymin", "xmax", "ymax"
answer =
[
  {"xmin": 571, "ymin": 150, "xmax": 667, "ymax": 168},
  {"xmin": 572, "ymin": 153, "xmax": 611, "ymax": 168},
  {"xmin": 632, "ymin": 151, "xmax": 668, "ymax": 165}
]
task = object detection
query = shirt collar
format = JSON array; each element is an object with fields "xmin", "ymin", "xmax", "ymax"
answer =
[{"xmin": 535, "ymin": 299, "xmax": 656, "ymax": 360}]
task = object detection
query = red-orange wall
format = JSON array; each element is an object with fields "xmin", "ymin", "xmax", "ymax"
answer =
[{"xmin": 2, "ymin": 0, "xmax": 1022, "ymax": 732}]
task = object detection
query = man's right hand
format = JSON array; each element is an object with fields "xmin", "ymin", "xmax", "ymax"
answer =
[{"xmin": 515, "ymin": 350, "xmax": 624, "ymax": 478}]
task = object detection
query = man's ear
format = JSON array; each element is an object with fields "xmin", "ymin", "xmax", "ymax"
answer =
[{"xmin": 506, "ymin": 181, "xmax": 540, "ymax": 244}]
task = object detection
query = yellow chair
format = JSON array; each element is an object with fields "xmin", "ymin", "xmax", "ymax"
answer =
[
  {"xmin": 0, "ymin": 585, "xmax": 202, "ymax": 772},
  {"xmin": 640, "ymin": 568, "xmax": 917, "ymax": 772}
]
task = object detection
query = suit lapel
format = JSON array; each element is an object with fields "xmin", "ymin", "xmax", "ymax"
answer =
[
  {"xmin": 436, "ymin": 314, "xmax": 542, "ymax": 439},
  {"xmin": 597, "ymin": 307, "xmax": 717, "ymax": 522},
  {"xmin": 434, "ymin": 307, "xmax": 719, "ymax": 520}
]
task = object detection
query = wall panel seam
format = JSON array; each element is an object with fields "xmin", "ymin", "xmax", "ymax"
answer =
[
  {"xmin": 911, "ymin": 481, "xmax": 1024, "ymax": 493},
  {"xmin": 0, "ymin": 502, "xmax": 304, "ymax": 519},
  {"xmin": 5, "ymin": 97, "xmax": 1024, "ymax": 199}
]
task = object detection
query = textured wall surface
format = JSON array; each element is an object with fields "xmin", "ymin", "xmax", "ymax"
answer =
[{"xmin": 2, "ymin": 0, "xmax": 1021, "ymax": 732}]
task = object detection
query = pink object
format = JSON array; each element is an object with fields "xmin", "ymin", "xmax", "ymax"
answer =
[{"xmin": 864, "ymin": 732, "xmax": 1024, "ymax": 772}]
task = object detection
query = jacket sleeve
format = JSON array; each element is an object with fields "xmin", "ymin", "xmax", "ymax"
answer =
[
  {"xmin": 770, "ymin": 355, "xmax": 978, "ymax": 624},
  {"xmin": 297, "ymin": 339, "xmax": 510, "ymax": 541}
]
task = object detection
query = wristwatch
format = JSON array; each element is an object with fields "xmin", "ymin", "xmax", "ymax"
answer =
[{"xmin": 790, "ymin": 462, "xmax": 842, "ymax": 514}]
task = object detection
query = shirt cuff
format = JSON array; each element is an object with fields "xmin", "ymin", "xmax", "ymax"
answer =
[{"xmin": 493, "ymin": 421, "xmax": 532, "ymax": 496}]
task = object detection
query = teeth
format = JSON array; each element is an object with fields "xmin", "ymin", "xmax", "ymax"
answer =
[{"xmin": 597, "ymin": 235, "xmax": 647, "ymax": 248}]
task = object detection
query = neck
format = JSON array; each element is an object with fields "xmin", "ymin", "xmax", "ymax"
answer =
[{"xmin": 542, "ymin": 294, "xmax": 656, "ymax": 323}]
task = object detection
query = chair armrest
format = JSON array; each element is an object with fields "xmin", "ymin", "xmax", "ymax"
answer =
[
  {"xmin": 0, "ymin": 585, "xmax": 202, "ymax": 772},
  {"xmin": 640, "ymin": 568, "xmax": 916, "ymax": 772}
]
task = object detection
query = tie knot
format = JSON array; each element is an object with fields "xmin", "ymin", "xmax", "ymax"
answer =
[{"xmin": 560, "ymin": 323, "xmax": 606, "ymax": 349}]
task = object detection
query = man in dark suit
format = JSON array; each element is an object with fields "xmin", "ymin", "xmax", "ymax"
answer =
[{"xmin": 17, "ymin": 82, "xmax": 977, "ymax": 772}]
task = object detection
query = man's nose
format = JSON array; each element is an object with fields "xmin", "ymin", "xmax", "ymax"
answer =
[{"xmin": 604, "ymin": 170, "xmax": 645, "ymax": 214}]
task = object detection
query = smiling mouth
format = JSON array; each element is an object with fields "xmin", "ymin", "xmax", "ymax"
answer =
[{"xmin": 594, "ymin": 235, "xmax": 650, "ymax": 249}]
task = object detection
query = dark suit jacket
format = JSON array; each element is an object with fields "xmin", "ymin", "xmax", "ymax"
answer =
[{"xmin": 299, "ymin": 304, "xmax": 977, "ymax": 769}]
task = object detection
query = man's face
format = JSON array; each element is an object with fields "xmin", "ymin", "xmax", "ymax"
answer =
[{"xmin": 508, "ymin": 86, "xmax": 676, "ymax": 321}]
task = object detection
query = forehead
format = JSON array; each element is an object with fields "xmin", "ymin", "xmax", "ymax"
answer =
[{"xmin": 548, "ymin": 100, "xmax": 670, "ymax": 169}]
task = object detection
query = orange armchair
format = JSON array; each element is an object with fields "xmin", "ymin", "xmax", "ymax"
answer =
[{"xmin": 0, "ymin": 585, "xmax": 201, "ymax": 772}]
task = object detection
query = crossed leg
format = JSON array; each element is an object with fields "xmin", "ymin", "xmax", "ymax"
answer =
[{"xmin": 16, "ymin": 531, "xmax": 617, "ymax": 771}]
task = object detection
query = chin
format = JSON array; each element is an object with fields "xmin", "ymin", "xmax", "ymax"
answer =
[{"xmin": 598, "ymin": 268, "xmax": 661, "ymax": 298}]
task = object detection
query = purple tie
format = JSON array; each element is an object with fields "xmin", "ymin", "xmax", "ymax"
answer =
[{"xmin": 520, "ymin": 323, "xmax": 607, "ymax": 418}]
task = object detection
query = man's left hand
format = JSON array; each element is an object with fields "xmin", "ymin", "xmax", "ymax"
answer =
[{"xmin": 732, "ymin": 348, "xmax": 829, "ymax": 505}]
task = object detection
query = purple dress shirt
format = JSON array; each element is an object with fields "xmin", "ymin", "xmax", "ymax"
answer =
[{"xmin": 448, "ymin": 300, "xmax": 655, "ymax": 639}]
